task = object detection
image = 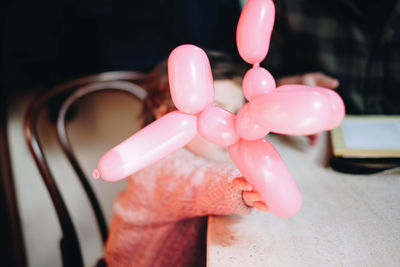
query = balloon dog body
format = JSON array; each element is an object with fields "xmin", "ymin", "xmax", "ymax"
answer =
[{"xmin": 96, "ymin": 0, "xmax": 345, "ymax": 218}]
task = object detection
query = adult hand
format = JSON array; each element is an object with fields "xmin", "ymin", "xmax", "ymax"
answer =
[{"xmin": 277, "ymin": 72, "xmax": 339, "ymax": 89}]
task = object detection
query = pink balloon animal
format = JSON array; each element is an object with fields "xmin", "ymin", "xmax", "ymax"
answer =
[{"xmin": 96, "ymin": 0, "xmax": 345, "ymax": 218}]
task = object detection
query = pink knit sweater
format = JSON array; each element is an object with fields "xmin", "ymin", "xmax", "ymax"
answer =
[{"xmin": 105, "ymin": 148, "xmax": 252, "ymax": 266}]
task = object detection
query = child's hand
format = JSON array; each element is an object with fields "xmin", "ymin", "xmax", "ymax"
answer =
[
  {"xmin": 232, "ymin": 177, "xmax": 269, "ymax": 212},
  {"xmin": 277, "ymin": 72, "xmax": 340, "ymax": 146}
]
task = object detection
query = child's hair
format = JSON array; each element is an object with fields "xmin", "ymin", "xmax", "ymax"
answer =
[{"xmin": 141, "ymin": 50, "xmax": 247, "ymax": 126}]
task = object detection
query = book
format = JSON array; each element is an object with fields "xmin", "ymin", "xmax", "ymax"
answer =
[{"xmin": 330, "ymin": 115, "xmax": 400, "ymax": 158}]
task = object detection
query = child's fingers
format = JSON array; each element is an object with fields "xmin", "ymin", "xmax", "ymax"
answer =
[
  {"xmin": 232, "ymin": 177, "xmax": 253, "ymax": 191},
  {"xmin": 253, "ymin": 201, "xmax": 269, "ymax": 212},
  {"xmin": 242, "ymin": 191, "xmax": 264, "ymax": 206},
  {"xmin": 243, "ymin": 192, "xmax": 269, "ymax": 212},
  {"xmin": 234, "ymin": 179, "xmax": 269, "ymax": 212}
]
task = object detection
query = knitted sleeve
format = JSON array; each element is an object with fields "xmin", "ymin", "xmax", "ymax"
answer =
[{"xmin": 112, "ymin": 149, "xmax": 253, "ymax": 226}]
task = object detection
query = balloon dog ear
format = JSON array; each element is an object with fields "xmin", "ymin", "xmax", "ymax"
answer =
[
  {"xmin": 236, "ymin": 0, "xmax": 275, "ymax": 65},
  {"xmin": 168, "ymin": 45, "xmax": 214, "ymax": 115}
]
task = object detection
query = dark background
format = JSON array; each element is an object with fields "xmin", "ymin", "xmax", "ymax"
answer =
[{"xmin": 0, "ymin": 0, "xmax": 243, "ymax": 90}]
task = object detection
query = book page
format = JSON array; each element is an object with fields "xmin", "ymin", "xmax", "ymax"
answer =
[
  {"xmin": 341, "ymin": 119, "xmax": 400, "ymax": 150},
  {"xmin": 330, "ymin": 116, "xmax": 400, "ymax": 158}
]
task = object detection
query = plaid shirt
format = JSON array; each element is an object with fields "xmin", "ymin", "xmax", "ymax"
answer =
[{"xmin": 262, "ymin": 0, "xmax": 400, "ymax": 114}]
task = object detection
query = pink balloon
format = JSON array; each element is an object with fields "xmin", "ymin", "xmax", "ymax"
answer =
[
  {"xmin": 242, "ymin": 67, "xmax": 276, "ymax": 101},
  {"xmin": 235, "ymin": 103, "xmax": 268, "ymax": 140},
  {"xmin": 168, "ymin": 45, "xmax": 214, "ymax": 114},
  {"xmin": 94, "ymin": 0, "xmax": 345, "ymax": 221},
  {"xmin": 322, "ymin": 89, "xmax": 345, "ymax": 129},
  {"xmin": 277, "ymin": 84, "xmax": 345, "ymax": 130},
  {"xmin": 97, "ymin": 111, "xmax": 197, "ymax": 181},
  {"xmin": 248, "ymin": 89, "xmax": 334, "ymax": 135},
  {"xmin": 197, "ymin": 106, "xmax": 239, "ymax": 147},
  {"xmin": 227, "ymin": 141, "xmax": 246, "ymax": 174},
  {"xmin": 236, "ymin": 0, "xmax": 275, "ymax": 64},
  {"xmin": 228, "ymin": 139, "xmax": 302, "ymax": 218}
]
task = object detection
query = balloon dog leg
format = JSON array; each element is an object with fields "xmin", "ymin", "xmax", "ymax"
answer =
[
  {"xmin": 97, "ymin": 111, "xmax": 197, "ymax": 182},
  {"xmin": 228, "ymin": 138, "xmax": 302, "ymax": 218}
]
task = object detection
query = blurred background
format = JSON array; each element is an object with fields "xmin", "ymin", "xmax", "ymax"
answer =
[{"xmin": 1, "ymin": 0, "xmax": 245, "ymax": 89}]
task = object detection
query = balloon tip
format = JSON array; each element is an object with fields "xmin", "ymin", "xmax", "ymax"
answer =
[{"xmin": 93, "ymin": 169, "xmax": 100, "ymax": 180}]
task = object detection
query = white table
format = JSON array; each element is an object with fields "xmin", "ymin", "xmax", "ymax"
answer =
[{"xmin": 207, "ymin": 133, "xmax": 400, "ymax": 267}]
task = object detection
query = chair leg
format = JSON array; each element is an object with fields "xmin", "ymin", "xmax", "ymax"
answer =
[
  {"xmin": 96, "ymin": 258, "xmax": 107, "ymax": 267},
  {"xmin": 60, "ymin": 236, "xmax": 84, "ymax": 267}
]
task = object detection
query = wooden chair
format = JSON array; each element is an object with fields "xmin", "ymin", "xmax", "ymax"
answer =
[{"xmin": 24, "ymin": 71, "xmax": 147, "ymax": 267}]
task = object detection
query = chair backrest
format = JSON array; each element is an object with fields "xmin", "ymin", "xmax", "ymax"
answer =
[{"xmin": 24, "ymin": 71, "xmax": 147, "ymax": 267}]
